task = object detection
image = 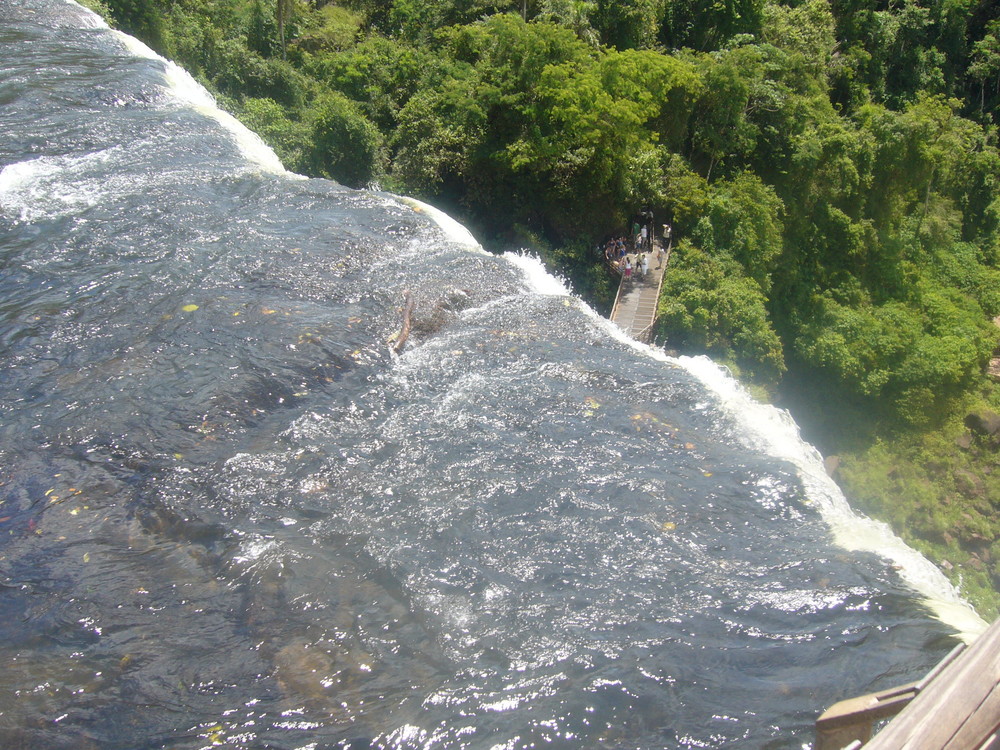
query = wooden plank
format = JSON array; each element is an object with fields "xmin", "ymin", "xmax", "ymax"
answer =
[
  {"xmin": 865, "ymin": 618, "xmax": 1000, "ymax": 749},
  {"xmin": 817, "ymin": 681, "xmax": 922, "ymax": 729},
  {"xmin": 815, "ymin": 682, "xmax": 921, "ymax": 750},
  {"xmin": 947, "ymin": 685, "xmax": 1000, "ymax": 748},
  {"xmin": 815, "ymin": 644, "xmax": 966, "ymax": 750}
]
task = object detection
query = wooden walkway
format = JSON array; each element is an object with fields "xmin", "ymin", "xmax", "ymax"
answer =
[
  {"xmin": 816, "ymin": 616, "xmax": 1000, "ymax": 749},
  {"xmin": 609, "ymin": 240, "xmax": 670, "ymax": 342}
]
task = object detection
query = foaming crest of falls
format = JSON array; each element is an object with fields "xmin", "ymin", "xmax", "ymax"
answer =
[
  {"xmin": 503, "ymin": 250, "xmax": 575, "ymax": 297},
  {"xmin": 675, "ymin": 355, "xmax": 987, "ymax": 642},
  {"xmin": 504, "ymin": 249, "xmax": 984, "ymax": 640},
  {"xmin": 110, "ymin": 27, "xmax": 289, "ymax": 175},
  {"xmin": 0, "ymin": 2, "xmax": 985, "ymax": 749}
]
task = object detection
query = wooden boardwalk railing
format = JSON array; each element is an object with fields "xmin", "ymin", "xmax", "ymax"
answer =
[{"xmin": 816, "ymin": 616, "xmax": 1000, "ymax": 749}]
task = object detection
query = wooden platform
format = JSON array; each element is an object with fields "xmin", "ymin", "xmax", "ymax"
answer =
[
  {"xmin": 816, "ymin": 617, "xmax": 1000, "ymax": 749},
  {"xmin": 609, "ymin": 241, "xmax": 669, "ymax": 342}
]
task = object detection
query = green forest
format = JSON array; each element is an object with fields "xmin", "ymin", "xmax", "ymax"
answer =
[{"xmin": 86, "ymin": 0, "xmax": 1000, "ymax": 616}]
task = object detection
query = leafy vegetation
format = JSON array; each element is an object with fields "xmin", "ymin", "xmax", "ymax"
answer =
[{"xmin": 93, "ymin": 0, "xmax": 1000, "ymax": 615}]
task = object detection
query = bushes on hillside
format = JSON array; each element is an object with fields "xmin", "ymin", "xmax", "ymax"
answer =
[{"xmin": 307, "ymin": 93, "xmax": 384, "ymax": 187}]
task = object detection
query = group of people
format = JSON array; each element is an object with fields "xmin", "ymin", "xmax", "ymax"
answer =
[
  {"xmin": 602, "ymin": 220, "xmax": 672, "ymax": 284},
  {"xmin": 603, "ymin": 235, "xmax": 630, "ymax": 264},
  {"xmin": 602, "ymin": 237, "xmax": 650, "ymax": 282}
]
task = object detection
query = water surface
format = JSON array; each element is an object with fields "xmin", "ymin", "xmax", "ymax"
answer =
[{"xmin": 0, "ymin": 2, "xmax": 978, "ymax": 747}]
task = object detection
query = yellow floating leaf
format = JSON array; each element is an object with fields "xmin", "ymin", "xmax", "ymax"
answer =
[
  {"xmin": 684, "ymin": 443, "xmax": 695, "ymax": 450},
  {"xmin": 69, "ymin": 508, "xmax": 80, "ymax": 516},
  {"xmin": 703, "ymin": 471, "xmax": 713, "ymax": 477},
  {"xmin": 45, "ymin": 488, "xmax": 55, "ymax": 496},
  {"xmin": 661, "ymin": 521, "xmax": 677, "ymax": 531},
  {"xmin": 182, "ymin": 304, "xmax": 199, "ymax": 312},
  {"xmin": 233, "ymin": 311, "xmax": 241, "ymax": 316},
  {"xmin": 83, "ymin": 552, "xmax": 90, "ymax": 563},
  {"xmin": 262, "ymin": 308, "xmax": 277, "ymax": 315},
  {"xmin": 173, "ymin": 453, "xmax": 183, "ymax": 460}
]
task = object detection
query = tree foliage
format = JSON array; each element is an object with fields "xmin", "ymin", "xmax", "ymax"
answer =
[
  {"xmin": 655, "ymin": 243, "xmax": 785, "ymax": 382},
  {"xmin": 308, "ymin": 93, "xmax": 385, "ymax": 187}
]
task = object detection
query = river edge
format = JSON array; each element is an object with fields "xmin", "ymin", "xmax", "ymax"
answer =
[{"xmin": 766, "ymin": 366, "xmax": 1000, "ymax": 620}]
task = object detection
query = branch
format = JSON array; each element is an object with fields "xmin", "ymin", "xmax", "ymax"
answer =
[{"xmin": 391, "ymin": 289, "xmax": 415, "ymax": 354}]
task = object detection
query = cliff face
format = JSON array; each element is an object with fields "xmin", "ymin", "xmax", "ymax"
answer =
[{"xmin": 830, "ymin": 405, "xmax": 1000, "ymax": 617}]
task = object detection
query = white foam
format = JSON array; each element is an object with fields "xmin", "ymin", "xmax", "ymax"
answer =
[
  {"xmin": 0, "ymin": 159, "xmax": 57, "ymax": 221},
  {"xmin": 0, "ymin": 151, "xmax": 119, "ymax": 221},
  {"xmin": 503, "ymin": 250, "xmax": 573, "ymax": 297},
  {"xmin": 110, "ymin": 31, "xmax": 289, "ymax": 175},
  {"xmin": 488, "ymin": 248, "xmax": 986, "ymax": 639},
  {"xmin": 394, "ymin": 196, "xmax": 484, "ymax": 250},
  {"xmin": 676, "ymin": 355, "xmax": 987, "ymax": 640}
]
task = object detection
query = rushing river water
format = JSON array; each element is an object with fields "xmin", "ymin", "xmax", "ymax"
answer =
[{"xmin": 0, "ymin": 2, "xmax": 986, "ymax": 748}]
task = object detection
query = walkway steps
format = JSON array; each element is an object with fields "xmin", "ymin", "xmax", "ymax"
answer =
[{"xmin": 609, "ymin": 243, "xmax": 670, "ymax": 342}]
